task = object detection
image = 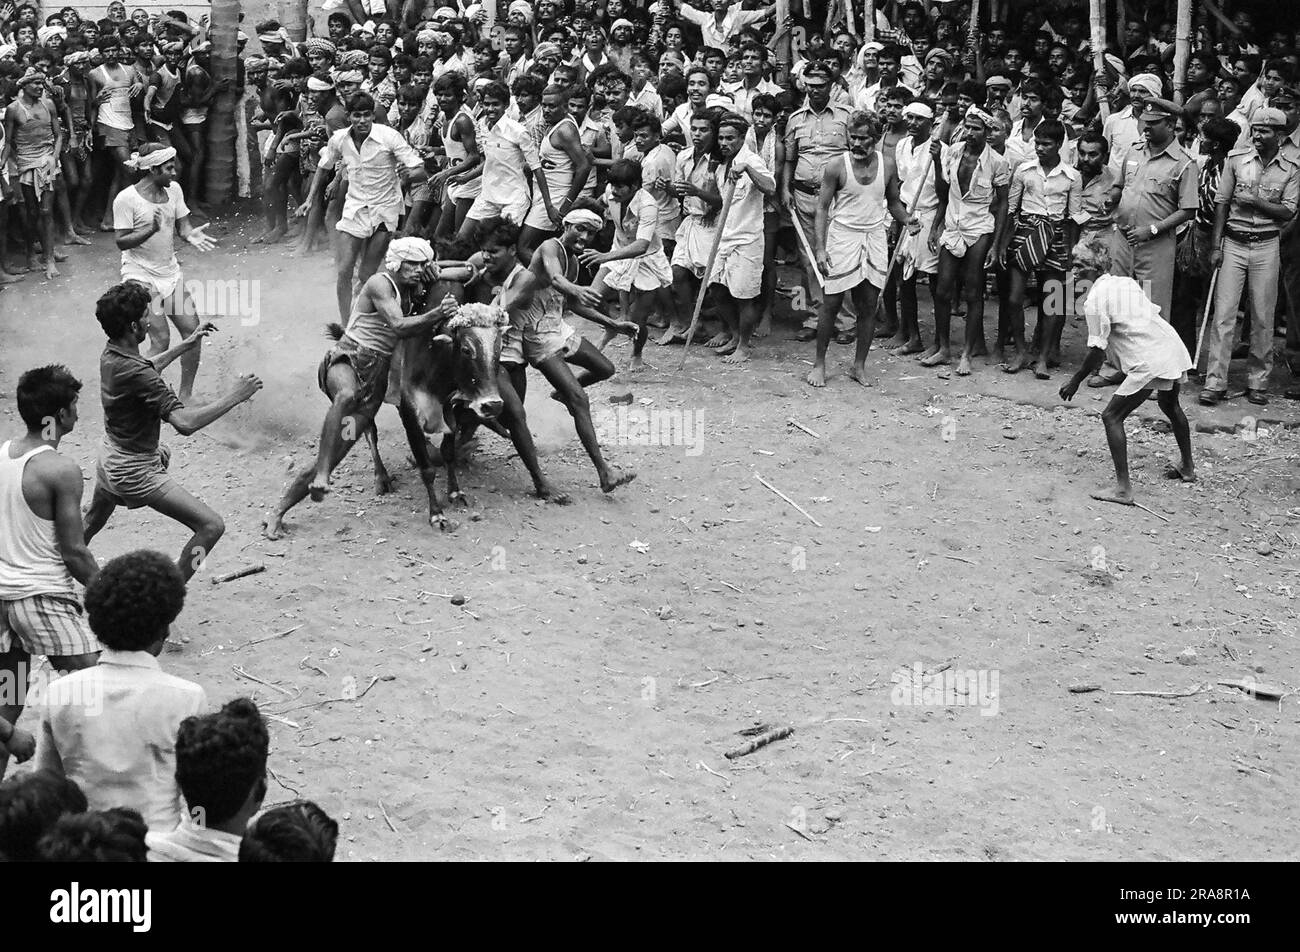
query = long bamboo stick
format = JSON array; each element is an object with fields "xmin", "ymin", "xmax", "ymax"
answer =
[
  {"xmin": 679, "ymin": 177, "xmax": 738, "ymax": 369},
  {"xmin": 1172, "ymin": 0, "xmax": 1193, "ymax": 105}
]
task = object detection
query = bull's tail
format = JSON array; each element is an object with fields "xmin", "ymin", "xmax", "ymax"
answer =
[{"xmin": 325, "ymin": 321, "xmax": 345, "ymax": 341}]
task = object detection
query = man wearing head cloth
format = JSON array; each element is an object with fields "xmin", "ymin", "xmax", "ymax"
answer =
[
  {"xmin": 891, "ymin": 100, "xmax": 942, "ymax": 353},
  {"xmin": 265, "ymin": 237, "xmax": 465, "ymax": 539},
  {"xmin": 1091, "ymin": 97, "xmax": 1197, "ymax": 388},
  {"xmin": 497, "ymin": 208, "xmax": 637, "ymax": 495},
  {"xmin": 1103, "ymin": 72, "xmax": 1161, "ymax": 176},
  {"xmin": 3, "ymin": 68, "xmax": 63, "ymax": 279},
  {"xmin": 1199, "ymin": 107, "xmax": 1300, "ymax": 406},
  {"xmin": 922, "ymin": 104, "xmax": 1011, "ymax": 371}
]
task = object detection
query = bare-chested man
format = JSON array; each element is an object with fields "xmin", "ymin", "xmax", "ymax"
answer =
[
  {"xmin": 2, "ymin": 69, "xmax": 63, "ymax": 279},
  {"xmin": 87, "ymin": 41, "xmax": 138, "ymax": 232},
  {"xmin": 500, "ymin": 207, "xmax": 637, "ymax": 494},
  {"xmin": 264, "ymin": 238, "xmax": 460, "ymax": 539},
  {"xmin": 807, "ymin": 111, "xmax": 915, "ymax": 387}
]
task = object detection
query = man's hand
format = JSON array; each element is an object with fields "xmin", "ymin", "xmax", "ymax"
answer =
[
  {"xmin": 816, "ymin": 252, "xmax": 831, "ymax": 277},
  {"xmin": 929, "ymin": 138, "xmax": 943, "ymax": 162},
  {"xmin": 570, "ymin": 284, "xmax": 603, "ymax": 310},
  {"xmin": 984, "ymin": 244, "xmax": 1001, "ymax": 270},
  {"xmin": 928, "ymin": 225, "xmax": 942, "ymax": 254},
  {"xmin": 578, "ymin": 249, "xmax": 607, "ymax": 268},
  {"xmin": 1208, "ymin": 247, "xmax": 1223, "ymax": 269},
  {"xmin": 905, "ymin": 216, "xmax": 922, "ymax": 236},
  {"xmin": 183, "ymin": 321, "xmax": 218, "ymax": 349},
  {"xmin": 1059, "ymin": 378, "xmax": 1080, "ymax": 401},
  {"xmin": 232, "ymin": 374, "xmax": 264, "ymax": 402},
  {"xmin": 4, "ymin": 726, "xmax": 35, "ymax": 763},
  {"xmin": 185, "ymin": 224, "xmax": 217, "ymax": 252},
  {"xmin": 779, "ymin": 185, "xmax": 794, "ymax": 208},
  {"xmin": 438, "ymin": 294, "xmax": 459, "ymax": 321},
  {"xmin": 152, "ymin": 208, "xmax": 167, "ymax": 233},
  {"xmin": 1120, "ymin": 225, "xmax": 1148, "ymax": 245}
]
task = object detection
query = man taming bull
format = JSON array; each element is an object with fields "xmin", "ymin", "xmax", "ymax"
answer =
[{"xmin": 264, "ymin": 237, "xmax": 464, "ymax": 539}]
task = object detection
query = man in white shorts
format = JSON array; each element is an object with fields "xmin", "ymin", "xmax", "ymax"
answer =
[
  {"xmin": 707, "ymin": 113, "xmax": 776, "ymax": 364},
  {"xmin": 113, "ymin": 143, "xmax": 216, "ymax": 401},
  {"xmin": 0, "ymin": 365, "xmax": 101, "ymax": 778},
  {"xmin": 297, "ymin": 91, "xmax": 428, "ymax": 323},
  {"xmin": 456, "ymin": 81, "xmax": 549, "ymax": 240}
]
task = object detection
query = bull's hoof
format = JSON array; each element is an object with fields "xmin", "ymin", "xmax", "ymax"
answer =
[
  {"xmin": 449, "ymin": 490, "xmax": 474, "ymax": 509},
  {"xmin": 374, "ymin": 472, "xmax": 394, "ymax": 495},
  {"xmin": 430, "ymin": 514, "xmax": 460, "ymax": 532}
]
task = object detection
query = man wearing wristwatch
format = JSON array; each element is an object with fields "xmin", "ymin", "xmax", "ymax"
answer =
[{"xmin": 1092, "ymin": 98, "xmax": 1197, "ymax": 388}]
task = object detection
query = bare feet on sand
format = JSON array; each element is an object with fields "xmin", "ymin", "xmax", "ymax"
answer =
[
  {"xmin": 918, "ymin": 347, "xmax": 950, "ymax": 367},
  {"xmin": 720, "ymin": 345, "xmax": 750, "ymax": 364},
  {"xmin": 600, "ymin": 469, "xmax": 636, "ymax": 493},
  {"xmin": 534, "ymin": 483, "xmax": 572, "ymax": 505},
  {"xmin": 805, "ymin": 365, "xmax": 827, "ymax": 387},
  {"xmin": 1163, "ymin": 462, "xmax": 1196, "ymax": 483},
  {"xmin": 1090, "ymin": 487, "xmax": 1135, "ymax": 506},
  {"xmin": 892, "ymin": 338, "xmax": 925, "ymax": 355},
  {"xmin": 956, "ymin": 354, "xmax": 972, "ymax": 376},
  {"xmin": 657, "ymin": 327, "xmax": 688, "ymax": 345},
  {"xmin": 847, "ymin": 363, "xmax": 869, "ymax": 386},
  {"xmin": 262, "ymin": 513, "xmax": 287, "ymax": 540},
  {"xmin": 705, "ymin": 332, "xmax": 731, "ymax": 349}
]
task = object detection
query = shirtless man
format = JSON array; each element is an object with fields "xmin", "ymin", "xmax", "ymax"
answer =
[
  {"xmin": 297, "ymin": 93, "xmax": 428, "ymax": 324},
  {"xmin": 0, "ymin": 366, "xmax": 100, "ymax": 778},
  {"xmin": 807, "ymin": 111, "xmax": 914, "ymax": 387},
  {"xmin": 264, "ymin": 239, "xmax": 459, "ymax": 539},
  {"xmin": 83, "ymin": 283, "xmax": 263, "ymax": 582},
  {"xmin": 924, "ymin": 106, "xmax": 1010, "ymax": 375},
  {"xmin": 428, "ymin": 71, "xmax": 481, "ymax": 243},
  {"xmin": 501, "ymin": 208, "xmax": 637, "ymax": 494},
  {"xmin": 3, "ymin": 70, "xmax": 63, "ymax": 280},
  {"xmin": 87, "ymin": 40, "xmax": 138, "ymax": 232}
]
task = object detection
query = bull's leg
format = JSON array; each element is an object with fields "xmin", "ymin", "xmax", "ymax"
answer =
[
  {"xmin": 441, "ymin": 420, "xmax": 472, "ymax": 509},
  {"xmin": 397, "ymin": 398, "xmax": 456, "ymax": 531},
  {"xmin": 497, "ymin": 369, "xmax": 569, "ymax": 504},
  {"xmin": 363, "ymin": 423, "xmax": 394, "ymax": 495}
]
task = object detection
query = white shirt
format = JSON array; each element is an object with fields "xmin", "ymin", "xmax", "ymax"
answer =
[
  {"xmin": 477, "ymin": 114, "xmax": 541, "ymax": 204},
  {"xmin": 722, "ymin": 77, "xmax": 783, "ymax": 120},
  {"xmin": 319, "ymin": 124, "xmax": 424, "ymax": 230},
  {"xmin": 36, "ymin": 649, "xmax": 208, "ymax": 832},
  {"xmin": 1082, "ymin": 273, "xmax": 1192, "ymax": 395},
  {"xmin": 114, "ymin": 182, "xmax": 189, "ymax": 285},
  {"xmin": 678, "ymin": 4, "xmax": 770, "ymax": 55},
  {"xmin": 146, "ymin": 820, "xmax": 242, "ymax": 862}
]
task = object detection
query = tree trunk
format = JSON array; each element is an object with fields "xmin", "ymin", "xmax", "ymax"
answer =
[
  {"xmin": 205, "ymin": 0, "xmax": 240, "ymax": 206},
  {"xmin": 1089, "ymin": 0, "xmax": 1107, "ymax": 79},
  {"xmin": 1172, "ymin": 0, "xmax": 1192, "ymax": 104},
  {"xmin": 863, "ymin": 0, "xmax": 875, "ymax": 41},
  {"xmin": 282, "ymin": 0, "xmax": 309, "ymax": 42}
]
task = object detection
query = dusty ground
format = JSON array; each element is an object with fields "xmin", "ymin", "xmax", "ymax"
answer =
[{"xmin": 3, "ymin": 208, "xmax": 1299, "ymax": 861}]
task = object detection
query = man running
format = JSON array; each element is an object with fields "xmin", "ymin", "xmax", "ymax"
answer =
[
  {"xmin": 264, "ymin": 239, "xmax": 457, "ymax": 539},
  {"xmin": 0, "ymin": 366, "xmax": 101, "ymax": 779},
  {"xmin": 83, "ymin": 283, "xmax": 263, "ymax": 581},
  {"xmin": 113, "ymin": 143, "xmax": 215, "ymax": 401},
  {"xmin": 518, "ymin": 85, "xmax": 590, "ymax": 260},
  {"xmin": 501, "ymin": 208, "xmax": 636, "ymax": 494},
  {"xmin": 297, "ymin": 92, "xmax": 428, "ymax": 324}
]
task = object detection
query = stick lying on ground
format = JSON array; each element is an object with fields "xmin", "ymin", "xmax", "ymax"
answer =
[
  {"xmin": 211, "ymin": 564, "xmax": 266, "ymax": 585},
  {"xmin": 755, "ymin": 472, "xmax": 823, "ymax": 527},
  {"xmin": 724, "ymin": 725, "xmax": 795, "ymax": 759}
]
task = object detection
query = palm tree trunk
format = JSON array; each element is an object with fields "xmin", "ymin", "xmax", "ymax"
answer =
[
  {"xmin": 204, "ymin": 0, "xmax": 240, "ymax": 206},
  {"xmin": 1172, "ymin": 0, "xmax": 1192, "ymax": 104},
  {"xmin": 282, "ymin": 0, "xmax": 309, "ymax": 42}
]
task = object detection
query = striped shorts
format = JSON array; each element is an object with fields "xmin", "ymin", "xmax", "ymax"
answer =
[{"xmin": 0, "ymin": 594, "xmax": 100, "ymax": 658}]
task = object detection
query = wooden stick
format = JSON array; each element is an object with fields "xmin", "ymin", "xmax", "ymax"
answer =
[
  {"xmin": 679, "ymin": 176, "xmax": 738, "ymax": 369},
  {"xmin": 1109, "ymin": 685, "xmax": 1205, "ymax": 698},
  {"xmin": 789, "ymin": 209, "xmax": 827, "ymax": 288},
  {"xmin": 1193, "ymin": 267, "xmax": 1220, "ymax": 369},
  {"xmin": 236, "ymin": 624, "xmax": 302, "ymax": 651},
  {"xmin": 211, "ymin": 564, "xmax": 266, "ymax": 585},
  {"xmin": 1133, "ymin": 501, "xmax": 1171, "ymax": 523},
  {"xmin": 232, "ymin": 665, "xmax": 297, "ymax": 697},
  {"xmin": 754, "ymin": 472, "xmax": 823, "ymax": 527},
  {"xmin": 378, "ymin": 799, "xmax": 399, "ymax": 833},
  {"xmin": 1089, "ymin": 0, "xmax": 1107, "ymax": 82},
  {"xmin": 786, "ymin": 417, "xmax": 822, "ymax": 438},
  {"xmin": 870, "ymin": 135, "xmax": 938, "ymax": 323},
  {"xmin": 725, "ymin": 724, "xmax": 795, "ymax": 759},
  {"xmin": 1172, "ymin": 0, "xmax": 1192, "ymax": 104}
]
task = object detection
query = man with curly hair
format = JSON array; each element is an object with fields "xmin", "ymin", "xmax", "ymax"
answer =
[
  {"xmin": 146, "ymin": 697, "xmax": 268, "ymax": 862},
  {"xmin": 239, "ymin": 799, "xmax": 339, "ymax": 862},
  {"xmin": 35, "ymin": 550, "xmax": 206, "ymax": 832}
]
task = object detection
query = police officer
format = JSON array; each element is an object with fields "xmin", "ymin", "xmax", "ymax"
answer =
[{"xmin": 1202, "ymin": 106, "xmax": 1300, "ymax": 406}]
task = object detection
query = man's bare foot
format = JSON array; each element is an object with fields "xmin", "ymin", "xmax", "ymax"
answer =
[
  {"xmin": 534, "ymin": 483, "xmax": 572, "ymax": 504},
  {"xmin": 883, "ymin": 333, "xmax": 907, "ymax": 349},
  {"xmin": 44, "ymin": 260, "xmax": 59, "ymax": 279},
  {"xmin": 892, "ymin": 338, "xmax": 925, "ymax": 355},
  {"xmin": 919, "ymin": 347, "xmax": 950, "ymax": 367},
  {"xmin": 956, "ymin": 354, "xmax": 972, "ymax": 376},
  {"xmin": 629, "ymin": 354, "xmax": 648, "ymax": 372},
  {"xmin": 48, "ymin": 250, "xmax": 68, "ymax": 263},
  {"xmin": 307, "ymin": 474, "xmax": 330, "ymax": 502},
  {"xmin": 720, "ymin": 345, "xmax": 749, "ymax": 364},
  {"xmin": 990, "ymin": 346, "xmax": 1005, "ymax": 366},
  {"xmin": 1163, "ymin": 462, "xmax": 1196, "ymax": 483},
  {"xmin": 656, "ymin": 327, "xmax": 687, "ymax": 345},
  {"xmin": 262, "ymin": 512, "xmax": 288, "ymax": 540},
  {"xmin": 600, "ymin": 469, "xmax": 637, "ymax": 493},
  {"xmin": 1090, "ymin": 487, "xmax": 1135, "ymax": 506},
  {"xmin": 1032, "ymin": 359, "xmax": 1050, "ymax": 380},
  {"xmin": 874, "ymin": 323, "xmax": 898, "ymax": 339},
  {"xmin": 970, "ymin": 338, "xmax": 989, "ymax": 358},
  {"xmin": 715, "ymin": 337, "xmax": 740, "ymax": 356},
  {"xmin": 705, "ymin": 332, "xmax": 731, "ymax": 349},
  {"xmin": 848, "ymin": 363, "xmax": 869, "ymax": 386},
  {"xmin": 805, "ymin": 364, "xmax": 827, "ymax": 387},
  {"xmin": 62, "ymin": 232, "xmax": 92, "ymax": 246},
  {"xmin": 754, "ymin": 313, "xmax": 773, "ymax": 338},
  {"xmin": 1001, "ymin": 352, "xmax": 1030, "ymax": 374}
]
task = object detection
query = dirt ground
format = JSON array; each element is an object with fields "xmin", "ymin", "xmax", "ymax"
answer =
[{"xmin": 3, "ymin": 208, "xmax": 1299, "ymax": 861}]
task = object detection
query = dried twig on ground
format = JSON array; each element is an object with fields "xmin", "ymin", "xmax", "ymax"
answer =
[{"xmin": 725, "ymin": 725, "xmax": 795, "ymax": 760}]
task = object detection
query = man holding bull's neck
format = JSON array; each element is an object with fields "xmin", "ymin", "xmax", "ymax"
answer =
[
  {"xmin": 502, "ymin": 207, "xmax": 637, "ymax": 494},
  {"xmin": 263, "ymin": 238, "xmax": 460, "ymax": 540}
]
